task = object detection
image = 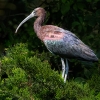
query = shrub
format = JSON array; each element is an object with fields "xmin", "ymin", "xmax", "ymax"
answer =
[{"xmin": 0, "ymin": 43, "xmax": 99, "ymax": 100}]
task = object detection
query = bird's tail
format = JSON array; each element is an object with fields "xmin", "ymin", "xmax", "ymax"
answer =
[{"xmin": 82, "ymin": 49, "xmax": 98, "ymax": 62}]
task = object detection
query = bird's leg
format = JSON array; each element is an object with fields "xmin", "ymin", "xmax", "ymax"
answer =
[
  {"xmin": 64, "ymin": 59, "xmax": 69, "ymax": 83},
  {"xmin": 61, "ymin": 58, "xmax": 65, "ymax": 78}
]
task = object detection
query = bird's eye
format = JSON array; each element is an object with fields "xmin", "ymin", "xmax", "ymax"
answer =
[
  {"xmin": 34, "ymin": 10, "xmax": 37, "ymax": 14},
  {"xmin": 33, "ymin": 11, "xmax": 35, "ymax": 14},
  {"xmin": 31, "ymin": 10, "xmax": 36, "ymax": 16}
]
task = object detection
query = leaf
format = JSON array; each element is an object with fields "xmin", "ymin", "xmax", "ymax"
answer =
[
  {"xmin": 72, "ymin": 21, "xmax": 80, "ymax": 27},
  {"xmin": 74, "ymin": 77, "xmax": 85, "ymax": 83},
  {"xmin": 86, "ymin": 0, "xmax": 92, "ymax": 2},
  {"xmin": 61, "ymin": 1, "xmax": 70, "ymax": 15},
  {"xmin": 73, "ymin": 4, "xmax": 78, "ymax": 11},
  {"xmin": 96, "ymin": 93, "xmax": 100, "ymax": 99},
  {"xmin": 76, "ymin": 3, "xmax": 85, "ymax": 10},
  {"xmin": 61, "ymin": 0, "xmax": 66, "ymax": 3},
  {"xmin": 96, "ymin": 9, "xmax": 100, "ymax": 16}
]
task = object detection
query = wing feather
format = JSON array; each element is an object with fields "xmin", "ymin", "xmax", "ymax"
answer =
[{"xmin": 42, "ymin": 26, "xmax": 98, "ymax": 61}]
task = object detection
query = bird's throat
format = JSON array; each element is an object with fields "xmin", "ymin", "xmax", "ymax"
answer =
[{"xmin": 34, "ymin": 16, "xmax": 44, "ymax": 34}]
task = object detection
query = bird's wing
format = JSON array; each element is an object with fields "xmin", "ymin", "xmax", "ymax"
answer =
[
  {"xmin": 43, "ymin": 28, "xmax": 98, "ymax": 61},
  {"xmin": 43, "ymin": 30, "xmax": 80, "ymax": 57}
]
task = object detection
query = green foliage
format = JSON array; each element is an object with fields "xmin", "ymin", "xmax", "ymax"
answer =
[
  {"xmin": 0, "ymin": 43, "xmax": 100, "ymax": 99},
  {"xmin": 88, "ymin": 71, "xmax": 100, "ymax": 94},
  {"xmin": 61, "ymin": 1, "xmax": 70, "ymax": 15}
]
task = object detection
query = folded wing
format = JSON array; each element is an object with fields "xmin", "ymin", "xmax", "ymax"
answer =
[{"xmin": 43, "ymin": 27, "xmax": 98, "ymax": 62}]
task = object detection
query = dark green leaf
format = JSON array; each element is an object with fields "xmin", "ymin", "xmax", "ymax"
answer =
[
  {"xmin": 86, "ymin": 0, "xmax": 92, "ymax": 2},
  {"xmin": 61, "ymin": 2, "xmax": 70, "ymax": 15},
  {"xmin": 96, "ymin": 9, "xmax": 100, "ymax": 16},
  {"xmin": 73, "ymin": 4, "xmax": 78, "ymax": 11},
  {"xmin": 61, "ymin": 0, "xmax": 66, "ymax": 3},
  {"xmin": 72, "ymin": 21, "xmax": 80, "ymax": 27}
]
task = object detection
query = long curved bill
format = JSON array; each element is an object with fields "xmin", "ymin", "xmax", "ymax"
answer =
[{"xmin": 15, "ymin": 12, "xmax": 35, "ymax": 33}]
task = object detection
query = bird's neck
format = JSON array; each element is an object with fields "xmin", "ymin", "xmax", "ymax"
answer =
[{"xmin": 34, "ymin": 15, "xmax": 45, "ymax": 34}]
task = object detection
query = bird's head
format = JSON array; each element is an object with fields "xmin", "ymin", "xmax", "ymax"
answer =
[
  {"xmin": 15, "ymin": 7, "xmax": 46, "ymax": 33},
  {"xmin": 33, "ymin": 7, "xmax": 46, "ymax": 17}
]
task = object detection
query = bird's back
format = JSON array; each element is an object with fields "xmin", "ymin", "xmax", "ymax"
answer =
[{"xmin": 39, "ymin": 25, "xmax": 98, "ymax": 62}]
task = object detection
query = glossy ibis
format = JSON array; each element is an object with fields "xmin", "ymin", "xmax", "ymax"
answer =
[{"xmin": 15, "ymin": 7, "xmax": 98, "ymax": 83}]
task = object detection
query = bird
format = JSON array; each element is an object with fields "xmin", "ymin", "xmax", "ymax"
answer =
[{"xmin": 15, "ymin": 7, "xmax": 98, "ymax": 83}]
